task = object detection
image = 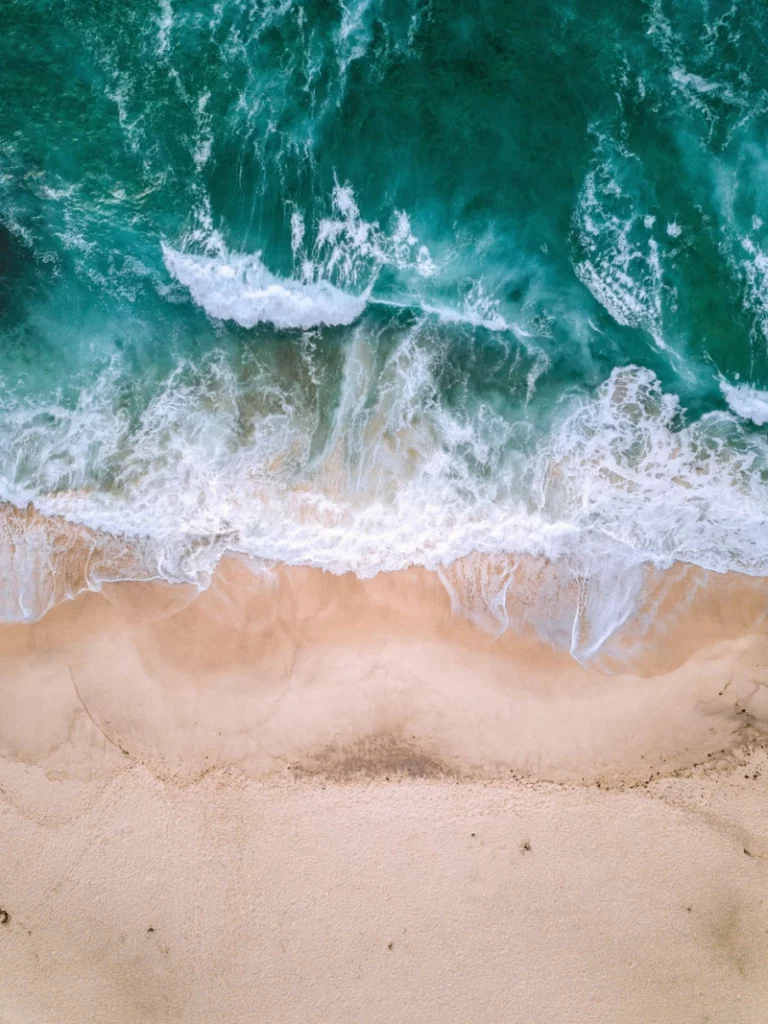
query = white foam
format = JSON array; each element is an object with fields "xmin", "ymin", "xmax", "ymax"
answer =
[
  {"xmin": 290, "ymin": 210, "xmax": 305, "ymax": 255},
  {"xmin": 738, "ymin": 235, "xmax": 768, "ymax": 344},
  {"xmin": 162, "ymin": 244, "xmax": 367, "ymax": 330},
  {"xmin": 309, "ymin": 183, "xmax": 438, "ymax": 285},
  {"xmin": 167, "ymin": 183, "xmax": 443, "ymax": 330},
  {"xmin": 192, "ymin": 91, "xmax": 213, "ymax": 169},
  {"xmin": 671, "ymin": 67, "xmax": 721, "ymax": 95},
  {"xmin": 649, "ymin": 5, "xmax": 747, "ymax": 132},
  {"xmin": 417, "ymin": 301, "xmax": 509, "ymax": 333},
  {"xmin": 371, "ymin": 288, "xmax": 511, "ymax": 333},
  {"xmin": 669, "ymin": 66, "xmax": 740, "ymax": 124},
  {"xmin": 336, "ymin": 0, "xmax": 374, "ymax": 77},
  {"xmin": 2, "ymin": 346, "xmax": 768, "ymax": 661},
  {"xmin": 572, "ymin": 165, "xmax": 669, "ymax": 349},
  {"xmin": 156, "ymin": 0, "xmax": 173, "ymax": 55},
  {"xmin": 721, "ymin": 379, "xmax": 768, "ymax": 426}
]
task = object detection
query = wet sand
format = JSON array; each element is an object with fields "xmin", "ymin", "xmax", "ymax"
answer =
[{"xmin": 0, "ymin": 561, "xmax": 767, "ymax": 1022}]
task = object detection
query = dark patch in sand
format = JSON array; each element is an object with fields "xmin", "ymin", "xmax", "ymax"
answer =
[
  {"xmin": 705, "ymin": 895, "xmax": 753, "ymax": 976},
  {"xmin": 290, "ymin": 731, "xmax": 456, "ymax": 781}
]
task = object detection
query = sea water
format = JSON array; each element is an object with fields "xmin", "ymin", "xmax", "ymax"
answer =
[{"xmin": 1, "ymin": 0, "xmax": 767, "ymax": 658}]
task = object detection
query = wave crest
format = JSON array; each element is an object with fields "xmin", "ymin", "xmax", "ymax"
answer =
[{"xmin": 162, "ymin": 244, "xmax": 368, "ymax": 330}]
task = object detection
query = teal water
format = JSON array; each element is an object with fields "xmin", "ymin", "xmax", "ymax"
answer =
[{"xmin": 2, "ymin": 0, "xmax": 768, "ymax": 653}]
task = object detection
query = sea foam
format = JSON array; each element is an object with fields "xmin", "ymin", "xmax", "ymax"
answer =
[
  {"xmin": 572, "ymin": 161, "xmax": 668, "ymax": 350},
  {"xmin": 162, "ymin": 245, "xmax": 367, "ymax": 330},
  {"xmin": 721, "ymin": 379, "xmax": 768, "ymax": 426}
]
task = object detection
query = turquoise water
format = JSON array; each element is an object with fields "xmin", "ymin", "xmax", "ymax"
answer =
[{"xmin": 2, "ymin": 0, "xmax": 768, "ymax": 652}]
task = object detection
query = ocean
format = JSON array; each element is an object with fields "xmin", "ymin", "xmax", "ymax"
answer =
[{"xmin": 2, "ymin": 0, "xmax": 768, "ymax": 659}]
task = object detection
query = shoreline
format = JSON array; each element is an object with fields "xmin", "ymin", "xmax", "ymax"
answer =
[{"xmin": 1, "ymin": 557, "xmax": 767, "ymax": 785}]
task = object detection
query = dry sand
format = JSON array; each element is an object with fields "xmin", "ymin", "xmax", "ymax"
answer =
[{"xmin": 0, "ymin": 560, "xmax": 767, "ymax": 1022}]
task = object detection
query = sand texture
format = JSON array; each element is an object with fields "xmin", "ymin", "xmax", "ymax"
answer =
[{"xmin": 0, "ymin": 562, "xmax": 767, "ymax": 1022}]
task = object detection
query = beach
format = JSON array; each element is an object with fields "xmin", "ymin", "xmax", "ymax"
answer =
[
  {"xmin": 1, "ymin": 561, "xmax": 767, "ymax": 1022},
  {"xmin": 5, "ymin": 0, "xmax": 768, "ymax": 1019}
]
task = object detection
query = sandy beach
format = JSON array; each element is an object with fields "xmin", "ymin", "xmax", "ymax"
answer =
[{"xmin": 0, "ymin": 560, "xmax": 767, "ymax": 1022}]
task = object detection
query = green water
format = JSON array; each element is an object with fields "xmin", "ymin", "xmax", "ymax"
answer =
[{"xmin": 1, "ymin": 0, "xmax": 767, "ymax": 652}]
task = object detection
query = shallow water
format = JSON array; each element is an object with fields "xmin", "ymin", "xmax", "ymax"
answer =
[{"xmin": 1, "ymin": 0, "xmax": 768, "ymax": 657}]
